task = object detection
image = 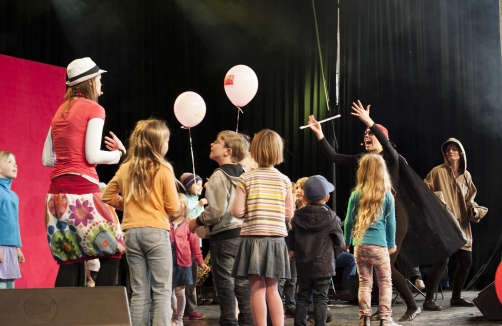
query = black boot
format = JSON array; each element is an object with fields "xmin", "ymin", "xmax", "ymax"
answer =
[
  {"xmin": 450, "ymin": 297, "xmax": 475, "ymax": 307},
  {"xmin": 423, "ymin": 299, "xmax": 443, "ymax": 311}
]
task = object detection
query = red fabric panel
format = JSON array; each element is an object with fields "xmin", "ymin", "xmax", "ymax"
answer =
[{"xmin": 0, "ymin": 55, "xmax": 65, "ymax": 288}]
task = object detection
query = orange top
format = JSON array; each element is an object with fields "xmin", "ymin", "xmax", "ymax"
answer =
[{"xmin": 102, "ymin": 162, "xmax": 180, "ymax": 231}]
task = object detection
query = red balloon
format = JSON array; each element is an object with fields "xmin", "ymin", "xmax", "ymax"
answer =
[{"xmin": 496, "ymin": 262, "xmax": 502, "ymax": 304}]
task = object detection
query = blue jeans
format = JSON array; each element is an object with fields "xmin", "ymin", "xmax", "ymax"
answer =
[
  {"xmin": 210, "ymin": 237, "xmax": 253, "ymax": 326},
  {"xmin": 336, "ymin": 252, "xmax": 356, "ymax": 291},
  {"xmin": 294, "ymin": 277, "xmax": 330, "ymax": 326},
  {"xmin": 125, "ymin": 227, "xmax": 172, "ymax": 326}
]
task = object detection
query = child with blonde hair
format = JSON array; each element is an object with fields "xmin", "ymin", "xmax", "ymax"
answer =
[
  {"xmin": 170, "ymin": 193, "xmax": 209, "ymax": 325},
  {"xmin": 279, "ymin": 177, "xmax": 307, "ymax": 318},
  {"xmin": 295, "ymin": 177, "xmax": 308, "ymax": 209},
  {"xmin": 344, "ymin": 154, "xmax": 398, "ymax": 326},
  {"xmin": 102, "ymin": 118, "xmax": 180, "ymax": 326},
  {"xmin": 232, "ymin": 129, "xmax": 295, "ymax": 326},
  {"xmin": 0, "ymin": 151, "xmax": 25, "ymax": 289}
]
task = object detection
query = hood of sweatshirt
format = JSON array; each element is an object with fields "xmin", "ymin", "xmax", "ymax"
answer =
[
  {"xmin": 441, "ymin": 138, "xmax": 466, "ymax": 174},
  {"xmin": 216, "ymin": 164, "xmax": 245, "ymax": 185},
  {"xmin": 293, "ymin": 204, "xmax": 337, "ymax": 232}
]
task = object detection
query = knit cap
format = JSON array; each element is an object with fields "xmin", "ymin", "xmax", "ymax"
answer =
[{"xmin": 180, "ymin": 173, "xmax": 202, "ymax": 191}]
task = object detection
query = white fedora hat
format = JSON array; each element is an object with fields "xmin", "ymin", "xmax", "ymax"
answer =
[{"xmin": 66, "ymin": 57, "xmax": 107, "ymax": 86}]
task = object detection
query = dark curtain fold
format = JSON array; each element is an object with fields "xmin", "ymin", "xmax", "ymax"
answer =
[{"xmin": 338, "ymin": 0, "xmax": 502, "ymax": 288}]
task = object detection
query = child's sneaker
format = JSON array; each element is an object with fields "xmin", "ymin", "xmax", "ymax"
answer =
[
  {"xmin": 183, "ymin": 311, "xmax": 206, "ymax": 320},
  {"xmin": 326, "ymin": 307, "xmax": 333, "ymax": 323},
  {"xmin": 414, "ymin": 278, "xmax": 426, "ymax": 290},
  {"xmin": 379, "ymin": 318, "xmax": 402, "ymax": 326}
]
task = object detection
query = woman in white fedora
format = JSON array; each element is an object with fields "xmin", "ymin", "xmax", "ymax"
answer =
[{"xmin": 42, "ymin": 57, "xmax": 126, "ymax": 287}]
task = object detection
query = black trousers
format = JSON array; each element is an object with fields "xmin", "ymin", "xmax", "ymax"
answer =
[
  {"xmin": 425, "ymin": 249, "xmax": 472, "ymax": 300},
  {"xmin": 55, "ymin": 258, "xmax": 121, "ymax": 287}
]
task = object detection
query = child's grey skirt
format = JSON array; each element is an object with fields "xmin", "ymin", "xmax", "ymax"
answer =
[{"xmin": 232, "ymin": 236, "xmax": 291, "ymax": 279}]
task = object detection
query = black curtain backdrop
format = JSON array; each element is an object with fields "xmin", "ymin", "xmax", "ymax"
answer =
[
  {"xmin": 337, "ymin": 0, "xmax": 502, "ymax": 288},
  {"xmin": 1, "ymin": 0, "xmax": 500, "ymax": 288},
  {"xmin": 0, "ymin": 0, "xmax": 338, "ymax": 184}
]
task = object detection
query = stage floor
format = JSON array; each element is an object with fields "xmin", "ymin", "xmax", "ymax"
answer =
[{"xmin": 183, "ymin": 289, "xmax": 501, "ymax": 325}]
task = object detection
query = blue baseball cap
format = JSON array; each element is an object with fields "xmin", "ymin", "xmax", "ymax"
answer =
[{"xmin": 303, "ymin": 175, "xmax": 335, "ymax": 201}]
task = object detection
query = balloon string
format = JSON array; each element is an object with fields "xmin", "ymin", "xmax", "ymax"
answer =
[
  {"xmin": 188, "ymin": 128, "xmax": 196, "ymax": 177},
  {"xmin": 236, "ymin": 106, "xmax": 243, "ymax": 132}
]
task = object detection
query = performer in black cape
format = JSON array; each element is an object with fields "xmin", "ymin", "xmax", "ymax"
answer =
[{"xmin": 308, "ymin": 101, "xmax": 466, "ymax": 322}]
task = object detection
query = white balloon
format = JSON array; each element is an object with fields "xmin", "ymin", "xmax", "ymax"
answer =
[
  {"xmin": 224, "ymin": 65, "xmax": 258, "ymax": 107},
  {"xmin": 174, "ymin": 91, "xmax": 206, "ymax": 128}
]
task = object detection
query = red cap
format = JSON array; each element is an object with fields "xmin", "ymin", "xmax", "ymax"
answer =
[{"xmin": 366, "ymin": 124, "xmax": 389, "ymax": 139}]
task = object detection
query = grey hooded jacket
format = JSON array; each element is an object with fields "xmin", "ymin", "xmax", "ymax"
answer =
[{"xmin": 195, "ymin": 164, "xmax": 244, "ymax": 240}]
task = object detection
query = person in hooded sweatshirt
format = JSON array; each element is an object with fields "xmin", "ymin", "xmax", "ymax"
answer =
[
  {"xmin": 188, "ymin": 130, "xmax": 253, "ymax": 326},
  {"xmin": 287, "ymin": 175, "xmax": 344, "ymax": 326},
  {"xmin": 422, "ymin": 138, "xmax": 488, "ymax": 310}
]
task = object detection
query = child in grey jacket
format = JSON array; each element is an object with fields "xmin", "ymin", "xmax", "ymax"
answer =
[{"xmin": 188, "ymin": 131, "xmax": 253, "ymax": 326}]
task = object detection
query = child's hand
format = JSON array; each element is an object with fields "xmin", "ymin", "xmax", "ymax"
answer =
[
  {"xmin": 0, "ymin": 248, "xmax": 3, "ymax": 263},
  {"xmin": 199, "ymin": 263, "xmax": 210, "ymax": 272},
  {"xmin": 199, "ymin": 198, "xmax": 208, "ymax": 207},
  {"xmin": 288, "ymin": 251, "xmax": 295, "ymax": 260},
  {"xmin": 388, "ymin": 246, "xmax": 397, "ymax": 255},
  {"xmin": 16, "ymin": 248, "xmax": 25, "ymax": 263},
  {"xmin": 344, "ymin": 245, "xmax": 350, "ymax": 252}
]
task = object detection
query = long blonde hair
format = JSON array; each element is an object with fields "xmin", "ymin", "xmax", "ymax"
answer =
[
  {"xmin": 124, "ymin": 118, "xmax": 174, "ymax": 203},
  {"xmin": 352, "ymin": 154, "xmax": 393, "ymax": 241}
]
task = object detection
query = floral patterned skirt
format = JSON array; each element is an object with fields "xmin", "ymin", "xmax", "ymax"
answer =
[{"xmin": 45, "ymin": 189, "xmax": 125, "ymax": 263}]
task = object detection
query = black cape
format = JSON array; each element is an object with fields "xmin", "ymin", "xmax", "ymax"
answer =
[{"xmin": 397, "ymin": 155, "xmax": 466, "ymax": 268}]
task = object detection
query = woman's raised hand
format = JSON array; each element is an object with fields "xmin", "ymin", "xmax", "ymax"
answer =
[
  {"xmin": 351, "ymin": 100, "xmax": 374, "ymax": 127},
  {"xmin": 308, "ymin": 115, "xmax": 325, "ymax": 140},
  {"xmin": 104, "ymin": 131, "xmax": 126, "ymax": 154}
]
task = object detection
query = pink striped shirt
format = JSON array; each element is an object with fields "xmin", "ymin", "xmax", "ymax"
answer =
[{"xmin": 234, "ymin": 167, "xmax": 294, "ymax": 236}]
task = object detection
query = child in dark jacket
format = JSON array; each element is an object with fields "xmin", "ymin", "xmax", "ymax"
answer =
[{"xmin": 287, "ymin": 175, "xmax": 344, "ymax": 326}]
